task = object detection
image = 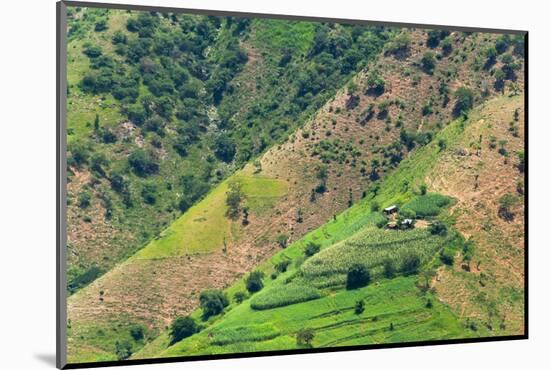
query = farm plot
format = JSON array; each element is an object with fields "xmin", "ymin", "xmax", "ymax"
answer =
[
  {"xmin": 301, "ymin": 228, "xmax": 449, "ymax": 286},
  {"xmin": 401, "ymin": 193, "xmax": 452, "ymax": 218},
  {"xmin": 250, "ymin": 284, "xmax": 322, "ymax": 310}
]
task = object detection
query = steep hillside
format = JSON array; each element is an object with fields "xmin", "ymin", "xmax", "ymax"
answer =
[
  {"xmin": 66, "ymin": 21, "xmax": 524, "ymax": 363},
  {"xmin": 133, "ymin": 94, "xmax": 524, "ymax": 359},
  {"xmin": 426, "ymin": 95, "xmax": 525, "ymax": 333},
  {"xmin": 65, "ymin": 7, "xmax": 391, "ymax": 293}
]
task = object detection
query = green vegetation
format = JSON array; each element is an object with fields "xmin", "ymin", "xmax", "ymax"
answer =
[
  {"xmin": 65, "ymin": 7, "xmax": 392, "ymax": 295},
  {"xmin": 200, "ymin": 290, "xmax": 229, "ymax": 320},
  {"xmin": 211, "ymin": 324, "xmax": 280, "ymax": 346},
  {"xmin": 401, "ymin": 193, "xmax": 452, "ymax": 218},
  {"xmin": 170, "ymin": 317, "xmax": 198, "ymax": 344},
  {"xmin": 246, "ymin": 271, "xmax": 265, "ymax": 294},
  {"xmin": 130, "ymin": 99, "xmax": 523, "ymax": 360},
  {"xmin": 301, "ymin": 228, "xmax": 449, "ymax": 287},
  {"xmin": 250, "ymin": 284, "xmax": 321, "ymax": 310},
  {"xmin": 66, "ymin": 7, "xmax": 525, "ymax": 363},
  {"xmin": 346, "ymin": 264, "xmax": 371, "ymax": 289}
]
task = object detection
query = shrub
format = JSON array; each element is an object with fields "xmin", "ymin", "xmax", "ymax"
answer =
[
  {"xmin": 440, "ymin": 247, "xmax": 455, "ymax": 266},
  {"xmin": 112, "ymin": 31, "xmax": 127, "ymax": 44},
  {"xmin": 170, "ymin": 316, "xmax": 197, "ymax": 344},
  {"xmin": 366, "ymin": 69, "xmax": 385, "ymax": 95},
  {"xmin": 438, "ymin": 138, "xmax": 447, "ymax": 151},
  {"xmin": 421, "ymin": 52, "xmax": 436, "ymax": 74},
  {"xmin": 68, "ymin": 141, "xmax": 89, "ymax": 168},
  {"xmin": 453, "ymin": 87, "xmax": 474, "ymax": 117},
  {"xmin": 225, "ymin": 182, "xmax": 244, "ymax": 219},
  {"xmin": 213, "ymin": 135, "xmax": 236, "ymax": 162},
  {"xmin": 355, "ymin": 299, "xmax": 365, "ymax": 314},
  {"xmin": 383, "ymin": 259, "xmax": 396, "ymax": 278},
  {"xmin": 401, "ymin": 253, "xmax": 421, "ymax": 275},
  {"xmin": 115, "ymin": 340, "xmax": 132, "ymax": 360},
  {"xmin": 428, "ymin": 221, "xmax": 448, "ymax": 236},
  {"xmin": 441, "ymin": 37, "xmax": 452, "ymax": 55},
  {"xmin": 386, "ymin": 33, "xmax": 411, "ymax": 56},
  {"xmin": 83, "ymin": 44, "xmax": 102, "ymax": 58},
  {"xmin": 304, "ymin": 242, "xmax": 321, "ymax": 257},
  {"xmin": 110, "ymin": 171, "xmax": 128, "ymax": 194},
  {"xmin": 276, "ymin": 234, "xmax": 289, "ymax": 248},
  {"xmin": 78, "ymin": 191, "xmax": 91, "ymax": 209},
  {"xmin": 94, "ymin": 20, "xmax": 108, "ymax": 32},
  {"xmin": 245, "ymin": 271, "xmax": 265, "ymax": 293},
  {"xmin": 346, "ymin": 264, "xmax": 370, "ymax": 289},
  {"xmin": 419, "ymin": 184, "xmax": 428, "ymax": 195},
  {"xmin": 141, "ymin": 183, "xmax": 157, "ymax": 205},
  {"xmin": 234, "ymin": 291, "xmax": 247, "ymax": 304},
  {"xmin": 296, "ymin": 328, "xmax": 315, "ymax": 347},
  {"xmin": 130, "ymin": 325, "xmax": 144, "ymax": 341},
  {"xmin": 498, "ymin": 193, "xmax": 517, "ymax": 221},
  {"xmin": 199, "ymin": 290, "xmax": 229, "ymax": 319},
  {"xmin": 128, "ymin": 149, "xmax": 158, "ymax": 177},
  {"xmin": 275, "ymin": 259, "xmax": 291, "ymax": 273}
]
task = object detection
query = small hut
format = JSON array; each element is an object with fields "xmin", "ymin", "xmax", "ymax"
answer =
[{"xmin": 383, "ymin": 205, "xmax": 398, "ymax": 215}]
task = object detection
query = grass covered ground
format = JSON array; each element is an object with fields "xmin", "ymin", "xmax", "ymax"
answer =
[{"xmin": 134, "ymin": 173, "xmax": 287, "ymax": 259}]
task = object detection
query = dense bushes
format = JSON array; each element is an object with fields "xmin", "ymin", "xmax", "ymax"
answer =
[
  {"xmin": 199, "ymin": 290, "xmax": 229, "ymax": 319},
  {"xmin": 346, "ymin": 264, "xmax": 371, "ymax": 289},
  {"xmin": 128, "ymin": 149, "xmax": 159, "ymax": 177},
  {"xmin": 453, "ymin": 87, "xmax": 474, "ymax": 116},
  {"xmin": 246, "ymin": 271, "xmax": 265, "ymax": 293},
  {"xmin": 170, "ymin": 316, "xmax": 198, "ymax": 344}
]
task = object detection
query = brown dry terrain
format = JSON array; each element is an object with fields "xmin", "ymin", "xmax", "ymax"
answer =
[
  {"xmin": 67, "ymin": 29, "xmax": 523, "ymax": 360},
  {"xmin": 427, "ymin": 94, "xmax": 525, "ymax": 334}
]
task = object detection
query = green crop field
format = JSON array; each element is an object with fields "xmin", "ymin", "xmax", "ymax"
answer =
[
  {"xmin": 301, "ymin": 228, "xmax": 450, "ymax": 286},
  {"xmin": 402, "ymin": 194, "xmax": 452, "ymax": 217}
]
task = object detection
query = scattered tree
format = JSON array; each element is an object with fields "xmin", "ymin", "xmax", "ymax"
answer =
[
  {"xmin": 115, "ymin": 340, "xmax": 132, "ymax": 360},
  {"xmin": 245, "ymin": 271, "xmax": 265, "ymax": 293},
  {"xmin": 234, "ymin": 291, "xmax": 247, "ymax": 304},
  {"xmin": 383, "ymin": 259, "xmax": 396, "ymax": 278},
  {"xmin": 199, "ymin": 290, "xmax": 229, "ymax": 319},
  {"xmin": 78, "ymin": 191, "xmax": 91, "ymax": 209},
  {"xmin": 498, "ymin": 193, "xmax": 517, "ymax": 221},
  {"xmin": 225, "ymin": 182, "xmax": 244, "ymax": 220},
  {"xmin": 453, "ymin": 87, "xmax": 474, "ymax": 117},
  {"xmin": 428, "ymin": 221, "xmax": 447, "ymax": 236},
  {"xmin": 355, "ymin": 299, "xmax": 365, "ymax": 314},
  {"xmin": 420, "ymin": 52, "xmax": 436, "ymax": 74},
  {"xmin": 401, "ymin": 253, "xmax": 421, "ymax": 275},
  {"xmin": 296, "ymin": 328, "xmax": 315, "ymax": 347},
  {"xmin": 130, "ymin": 325, "xmax": 144, "ymax": 341},
  {"xmin": 304, "ymin": 241, "xmax": 321, "ymax": 257},
  {"xmin": 346, "ymin": 264, "xmax": 371, "ymax": 289},
  {"xmin": 170, "ymin": 316, "xmax": 197, "ymax": 344}
]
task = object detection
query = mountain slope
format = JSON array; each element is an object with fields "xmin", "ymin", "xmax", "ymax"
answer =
[
  {"xmin": 66, "ymin": 10, "xmax": 525, "ymax": 362},
  {"xmin": 65, "ymin": 7, "xmax": 391, "ymax": 293},
  {"xmin": 133, "ymin": 93, "xmax": 524, "ymax": 359}
]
